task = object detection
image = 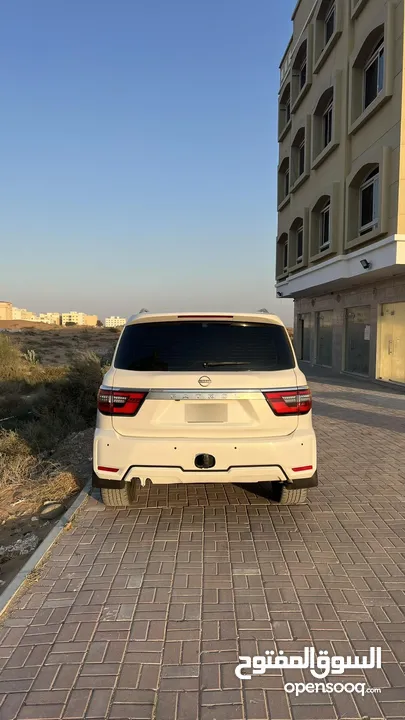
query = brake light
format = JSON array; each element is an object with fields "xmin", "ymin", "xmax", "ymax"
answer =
[
  {"xmin": 97, "ymin": 388, "xmax": 147, "ymax": 416},
  {"xmin": 264, "ymin": 388, "xmax": 312, "ymax": 416},
  {"xmin": 177, "ymin": 315, "xmax": 234, "ymax": 319}
]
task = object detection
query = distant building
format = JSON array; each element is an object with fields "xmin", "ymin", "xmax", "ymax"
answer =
[
  {"xmin": 38, "ymin": 313, "xmax": 61, "ymax": 325},
  {"xmin": 61, "ymin": 311, "xmax": 98, "ymax": 326},
  {"xmin": 0, "ymin": 301, "xmax": 12, "ymax": 321},
  {"xmin": 12, "ymin": 307, "xmax": 37, "ymax": 321},
  {"xmin": 105, "ymin": 316, "xmax": 126, "ymax": 328}
]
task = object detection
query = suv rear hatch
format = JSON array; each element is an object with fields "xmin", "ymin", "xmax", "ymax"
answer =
[{"xmin": 101, "ymin": 318, "xmax": 307, "ymax": 439}]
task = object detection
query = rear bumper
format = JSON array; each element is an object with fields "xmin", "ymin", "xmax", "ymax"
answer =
[
  {"xmin": 92, "ymin": 469, "xmax": 318, "ymax": 489},
  {"xmin": 93, "ymin": 427, "xmax": 317, "ymax": 487}
]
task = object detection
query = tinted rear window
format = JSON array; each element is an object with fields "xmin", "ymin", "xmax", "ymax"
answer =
[{"xmin": 114, "ymin": 321, "xmax": 295, "ymax": 371}]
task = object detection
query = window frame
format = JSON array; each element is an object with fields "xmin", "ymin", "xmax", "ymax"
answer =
[
  {"xmin": 363, "ymin": 40, "xmax": 384, "ymax": 109},
  {"xmin": 284, "ymin": 168, "xmax": 290, "ymax": 198},
  {"xmin": 320, "ymin": 203, "xmax": 331, "ymax": 251},
  {"xmin": 359, "ymin": 169, "xmax": 379, "ymax": 235},
  {"xmin": 324, "ymin": 2, "xmax": 335, "ymax": 45},
  {"xmin": 298, "ymin": 139, "xmax": 306, "ymax": 177},
  {"xmin": 285, "ymin": 96, "xmax": 291, "ymax": 124},
  {"xmin": 283, "ymin": 241, "xmax": 288, "ymax": 273},
  {"xmin": 296, "ymin": 224, "xmax": 304, "ymax": 263},
  {"xmin": 322, "ymin": 100, "xmax": 333, "ymax": 149},
  {"xmin": 299, "ymin": 56, "xmax": 307, "ymax": 91}
]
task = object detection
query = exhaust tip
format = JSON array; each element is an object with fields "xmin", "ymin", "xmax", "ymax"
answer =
[{"xmin": 195, "ymin": 454, "xmax": 216, "ymax": 469}]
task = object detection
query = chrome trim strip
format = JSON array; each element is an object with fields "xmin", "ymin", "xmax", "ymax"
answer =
[
  {"xmin": 102, "ymin": 386, "xmax": 308, "ymax": 400},
  {"xmin": 148, "ymin": 391, "xmax": 264, "ymax": 400}
]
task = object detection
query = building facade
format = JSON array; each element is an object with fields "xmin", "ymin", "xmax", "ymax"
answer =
[
  {"xmin": 0, "ymin": 301, "xmax": 12, "ymax": 321},
  {"xmin": 61, "ymin": 312, "xmax": 98, "ymax": 326},
  {"xmin": 105, "ymin": 316, "xmax": 127, "ymax": 328},
  {"xmin": 12, "ymin": 307, "xmax": 37, "ymax": 321},
  {"xmin": 276, "ymin": 0, "xmax": 405, "ymax": 384},
  {"xmin": 38, "ymin": 313, "xmax": 61, "ymax": 325}
]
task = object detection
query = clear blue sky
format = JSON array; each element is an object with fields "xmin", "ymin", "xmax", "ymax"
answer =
[{"xmin": 0, "ymin": 0, "xmax": 294, "ymax": 324}]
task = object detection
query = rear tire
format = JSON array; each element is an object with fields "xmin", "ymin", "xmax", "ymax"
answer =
[
  {"xmin": 278, "ymin": 486, "xmax": 308, "ymax": 505},
  {"xmin": 101, "ymin": 481, "xmax": 136, "ymax": 507},
  {"xmin": 261, "ymin": 482, "xmax": 308, "ymax": 505}
]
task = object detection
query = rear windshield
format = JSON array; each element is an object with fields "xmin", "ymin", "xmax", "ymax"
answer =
[{"xmin": 114, "ymin": 321, "xmax": 295, "ymax": 371}]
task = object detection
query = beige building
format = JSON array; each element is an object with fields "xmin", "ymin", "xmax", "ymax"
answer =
[
  {"xmin": 12, "ymin": 307, "xmax": 37, "ymax": 321},
  {"xmin": 61, "ymin": 311, "xmax": 98, "ymax": 326},
  {"xmin": 105, "ymin": 316, "xmax": 126, "ymax": 328},
  {"xmin": 85, "ymin": 314, "xmax": 98, "ymax": 327},
  {"xmin": 276, "ymin": 0, "xmax": 405, "ymax": 383},
  {"xmin": 0, "ymin": 301, "xmax": 12, "ymax": 321},
  {"xmin": 38, "ymin": 313, "xmax": 61, "ymax": 325}
]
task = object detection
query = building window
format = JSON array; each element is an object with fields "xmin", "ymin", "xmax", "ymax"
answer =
[
  {"xmin": 278, "ymin": 157, "xmax": 290, "ymax": 207},
  {"xmin": 296, "ymin": 225, "xmax": 304, "ymax": 263},
  {"xmin": 284, "ymin": 168, "xmax": 289, "ymax": 197},
  {"xmin": 325, "ymin": 2, "xmax": 335, "ymax": 45},
  {"xmin": 291, "ymin": 127, "xmax": 308, "ymax": 188},
  {"xmin": 359, "ymin": 167, "xmax": 379, "ymax": 235},
  {"xmin": 292, "ymin": 38, "xmax": 310, "ymax": 108},
  {"xmin": 314, "ymin": 0, "xmax": 341, "ymax": 70},
  {"xmin": 298, "ymin": 141, "xmax": 305, "ymax": 176},
  {"xmin": 277, "ymin": 233, "xmax": 289, "ymax": 278},
  {"xmin": 285, "ymin": 96, "xmax": 291, "ymax": 124},
  {"xmin": 312, "ymin": 84, "xmax": 338, "ymax": 166},
  {"xmin": 279, "ymin": 83, "xmax": 291, "ymax": 138},
  {"xmin": 323, "ymin": 101, "xmax": 333, "ymax": 148},
  {"xmin": 364, "ymin": 40, "xmax": 384, "ymax": 108},
  {"xmin": 299, "ymin": 58, "xmax": 307, "ymax": 91},
  {"xmin": 290, "ymin": 217, "xmax": 305, "ymax": 267},
  {"xmin": 310, "ymin": 191, "xmax": 337, "ymax": 259},
  {"xmin": 283, "ymin": 242, "xmax": 288, "ymax": 273},
  {"xmin": 320, "ymin": 203, "xmax": 330, "ymax": 250}
]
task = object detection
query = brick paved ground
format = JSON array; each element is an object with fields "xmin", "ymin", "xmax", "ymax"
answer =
[{"xmin": 1, "ymin": 376, "xmax": 405, "ymax": 720}]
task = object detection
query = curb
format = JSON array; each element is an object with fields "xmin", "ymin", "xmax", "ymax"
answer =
[{"xmin": 0, "ymin": 481, "xmax": 92, "ymax": 619}]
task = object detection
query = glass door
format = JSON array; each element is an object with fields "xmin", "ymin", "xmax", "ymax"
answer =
[
  {"xmin": 345, "ymin": 306, "xmax": 371, "ymax": 375},
  {"xmin": 379, "ymin": 303, "xmax": 405, "ymax": 384},
  {"xmin": 316, "ymin": 310, "xmax": 333, "ymax": 367},
  {"xmin": 301, "ymin": 313, "xmax": 311, "ymax": 361}
]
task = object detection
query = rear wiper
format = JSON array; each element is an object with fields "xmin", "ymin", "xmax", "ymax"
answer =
[{"xmin": 203, "ymin": 361, "xmax": 251, "ymax": 367}]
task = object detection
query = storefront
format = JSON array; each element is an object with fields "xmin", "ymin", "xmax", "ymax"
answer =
[
  {"xmin": 345, "ymin": 306, "xmax": 371, "ymax": 376},
  {"xmin": 378, "ymin": 302, "xmax": 405, "ymax": 384},
  {"xmin": 316, "ymin": 310, "xmax": 333, "ymax": 367},
  {"xmin": 297, "ymin": 313, "xmax": 312, "ymax": 361}
]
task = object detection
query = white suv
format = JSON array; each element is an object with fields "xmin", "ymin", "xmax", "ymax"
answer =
[{"xmin": 93, "ymin": 311, "xmax": 317, "ymax": 506}]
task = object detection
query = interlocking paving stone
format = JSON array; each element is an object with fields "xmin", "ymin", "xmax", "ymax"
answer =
[{"xmin": 1, "ymin": 376, "xmax": 405, "ymax": 718}]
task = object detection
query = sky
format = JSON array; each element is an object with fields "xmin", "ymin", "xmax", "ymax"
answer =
[{"xmin": 0, "ymin": 0, "xmax": 295, "ymax": 324}]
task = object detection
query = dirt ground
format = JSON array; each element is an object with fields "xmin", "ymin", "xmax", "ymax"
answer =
[
  {"xmin": 0, "ymin": 323, "xmax": 119, "ymax": 367},
  {"xmin": 0, "ymin": 428, "xmax": 93, "ymax": 592},
  {"xmin": 0, "ymin": 325, "xmax": 115, "ymax": 595}
]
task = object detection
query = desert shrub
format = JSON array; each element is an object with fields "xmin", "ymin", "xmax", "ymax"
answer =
[
  {"xmin": 0, "ymin": 335, "xmax": 25, "ymax": 381},
  {"xmin": 22, "ymin": 349, "xmax": 40, "ymax": 365},
  {"xmin": 20, "ymin": 351, "xmax": 103, "ymax": 452},
  {"xmin": 0, "ymin": 429, "xmax": 31, "ymax": 457}
]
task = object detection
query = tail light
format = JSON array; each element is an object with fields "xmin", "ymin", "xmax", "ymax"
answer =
[
  {"xmin": 264, "ymin": 388, "xmax": 312, "ymax": 416},
  {"xmin": 97, "ymin": 388, "xmax": 147, "ymax": 416}
]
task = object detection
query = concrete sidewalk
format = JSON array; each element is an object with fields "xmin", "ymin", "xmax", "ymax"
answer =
[{"xmin": 1, "ymin": 377, "xmax": 405, "ymax": 720}]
